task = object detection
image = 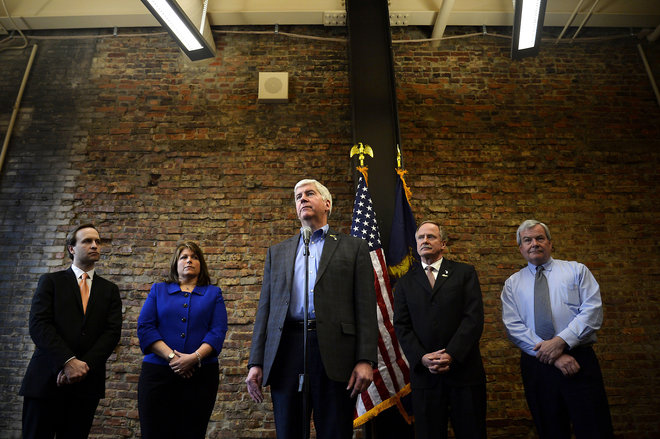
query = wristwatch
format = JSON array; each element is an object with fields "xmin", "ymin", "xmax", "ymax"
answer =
[{"xmin": 167, "ymin": 351, "xmax": 175, "ymax": 362}]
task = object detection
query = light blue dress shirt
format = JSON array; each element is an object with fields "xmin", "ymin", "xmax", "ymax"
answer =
[
  {"xmin": 501, "ymin": 258, "xmax": 603, "ymax": 357},
  {"xmin": 288, "ymin": 224, "xmax": 328, "ymax": 320}
]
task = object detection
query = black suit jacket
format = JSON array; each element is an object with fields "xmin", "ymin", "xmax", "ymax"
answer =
[
  {"xmin": 393, "ymin": 258, "xmax": 485, "ymax": 388},
  {"xmin": 20, "ymin": 267, "xmax": 122, "ymax": 399},
  {"xmin": 248, "ymin": 228, "xmax": 377, "ymax": 384}
]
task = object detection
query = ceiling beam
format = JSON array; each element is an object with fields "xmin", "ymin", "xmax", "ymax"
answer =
[{"xmin": 1, "ymin": 0, "xmax": 659, "ymax": 31}]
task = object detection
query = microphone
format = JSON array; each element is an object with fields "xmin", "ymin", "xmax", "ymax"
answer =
[{"xmin": 302, "ymin": 226, "xmax": 312, "ymax": 245}]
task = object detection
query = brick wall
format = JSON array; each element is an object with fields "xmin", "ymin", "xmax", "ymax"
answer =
[{"xmin": 0, "ymin": 26, "xmax": 658, "ymax": 438}]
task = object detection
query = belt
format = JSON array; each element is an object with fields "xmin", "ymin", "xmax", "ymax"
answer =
[{"xmin": 284, "ymin": 319, "xmax": 316, "ymax": 330}]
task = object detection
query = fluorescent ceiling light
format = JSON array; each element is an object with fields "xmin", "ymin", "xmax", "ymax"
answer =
[
  {"xmin": 141, "ymin": 0, "xmax": 216, "ymax": 61},
  {"xmin": 145, "ymin": 0, "xmax": 202, "ymax": 50},
  {"xmin": 518, "ymin": 0, "xmax": 542, "ymax": 49},
  {"xmin": 511, "ymin": 0, "xmax": 547, "ymax": 59}
]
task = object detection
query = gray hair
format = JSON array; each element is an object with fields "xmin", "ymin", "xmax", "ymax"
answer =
[
  {"xmin": 416, "ymin": 220, "xmax": 448, "ymax": 241},
  {"xmin": 294, "ymin": 179, "xmax": 333, "ymax": 217},
  {"xmin": 516, "ymin": 219, "xmax": 552, "ymax": 246}
]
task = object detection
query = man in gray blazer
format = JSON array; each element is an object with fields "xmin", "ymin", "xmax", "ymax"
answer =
[{"xmin": 246, "ymin": 179, "xmax": 377, "ymax": 439}]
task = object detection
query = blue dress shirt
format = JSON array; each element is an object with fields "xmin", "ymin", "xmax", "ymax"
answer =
[
  {"xmin": 288, "ymin": 224, "xmax": 328, "ymax": 320},
  {"xmin": 138, "ymin": 282, "xmax": 228, "ymax": 365},
  {"xmin": 501, "ymin": 258, "xmax": 603, "ymax": 357}
]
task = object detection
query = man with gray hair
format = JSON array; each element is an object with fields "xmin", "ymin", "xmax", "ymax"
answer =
[
  {"xmin": 246, "ymin": 179, "xmax": 377, "ymax": 439},
  {"xmin": 394, "ymin": 220, "xmax": 486, "ymax": 439},
  {"xmin": 501, "ymin": 219, "xmax": 613, "ymax": 438}
]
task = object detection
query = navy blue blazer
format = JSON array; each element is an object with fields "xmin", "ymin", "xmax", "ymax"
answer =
[{"xmin": 20, "ymin": 267, "xmax": 122, "ymax": 399}]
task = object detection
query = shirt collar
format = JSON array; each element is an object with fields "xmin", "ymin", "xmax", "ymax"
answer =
[
  {"xmin": 300, "ymin": 224, "xmax": 329, "ymax": 242},
  {"xmin": 421, "ymin": 257, "xmax": 443, "ymax": 272},
  {"xmin": 71, "ymin": 264, "xmax": 95, "ymax": 280},
  {"xmin": 527, "ymin": 257, "xmax": 554, "ymax": 274}
]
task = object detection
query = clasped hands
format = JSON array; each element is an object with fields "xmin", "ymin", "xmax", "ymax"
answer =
[
  {"xmin": 422, "ymin": 349, "xmax": 452, "ymax": 374},
  {"xmin": 169, "ymin": 350, "xmax": 197, "ymax": 379},
  {"xmin": 57, "ymin": 358, "xmax": 89, "ymax": 386},
  {"xmin": 534, "ymin": 336, "xmax": 581, "ymax": 377}
]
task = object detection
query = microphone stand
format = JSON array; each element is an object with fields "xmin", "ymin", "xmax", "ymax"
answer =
[{"xmin": 299, "ymin": 228, "xmax": 311, "ymax": 439}]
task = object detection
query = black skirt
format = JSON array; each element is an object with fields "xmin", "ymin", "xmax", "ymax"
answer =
[{"xmin": 138, "ymin": 361, "xmax": 219, "ymax": 439}]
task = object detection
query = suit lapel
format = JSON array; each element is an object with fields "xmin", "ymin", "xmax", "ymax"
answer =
[
  {"xmin": 283, "ymin": 234, "xmax": 300, "ymax": 295},
  {"xmin": 432, "ymin": 259, "xmax": 453, "ymax": 292},
  {"xmin": 66, "ymin": 267, "xmax": 86, "ymax": 315},
  {"xmin": 316, "ymin": 228, "xmax": 339, "ymax": 284},
  {"xmin": 86, "ymin": 273, "xmax": 102, "ymax": 316},
  {"xmin": 411, "ymin": 267, "xmax": 432, "ymax": 295},
  {"xmin": 413, "ymin": 259, "xmax": 454, "ymax": 296}
]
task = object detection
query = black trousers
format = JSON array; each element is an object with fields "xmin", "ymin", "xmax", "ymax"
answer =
[
  {"xmin": 410, "ymin": 380, "xmax": 487, "ymax": 439},
  {"xmin": 269, "ymin": 326, "xmax": 356, "ymax": 439},
  {"xmin": 521, "ymin": 346, "xmax": 613, "ymax": 439},
  {"xmin": 138, "ymin": 362, "xmax": 219, "ymax": 439},
  {"xmin": 22, "ymin": 392, "xmax": 99, "ymax": 439}
]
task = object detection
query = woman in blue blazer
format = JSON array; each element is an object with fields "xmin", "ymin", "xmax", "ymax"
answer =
[{"xmin": 137, "ymin": 241, "xmax": 228, "ymax": 439}]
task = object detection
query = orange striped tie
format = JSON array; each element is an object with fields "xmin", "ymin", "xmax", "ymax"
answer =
[{"xmin": 80, "ymin": 272, "xmax": 89, "ymax": 313}]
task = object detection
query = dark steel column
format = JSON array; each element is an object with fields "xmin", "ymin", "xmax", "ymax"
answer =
[
  {"xmin": 346, "ymin": 6, "xmax": 417, "ymax": 437},
  {"xmin": 347, "ymin": 0, "xmax": 401, "ymax": 252}
]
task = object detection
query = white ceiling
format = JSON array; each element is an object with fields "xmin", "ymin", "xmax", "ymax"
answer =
[{"xmin": 1, "ymin": 0, "xmax": 659, "ymax": 32}]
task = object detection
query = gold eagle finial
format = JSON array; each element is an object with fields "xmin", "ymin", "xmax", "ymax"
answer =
[{"xmin": 349, "ymin": 142, "xmax": 374, "ymax": 167}]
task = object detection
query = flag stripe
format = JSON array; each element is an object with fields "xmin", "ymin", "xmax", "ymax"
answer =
[
  {"xmin": 351, "ymin": 173, "xmax": 412, "ymax": 427},
  {"xmin": 373, "ymin": 254, "xmax": 404, "ymax": 394},
  {"xmin": 373, "ymin": 250, "xmax": 410, "ymax": 383}
]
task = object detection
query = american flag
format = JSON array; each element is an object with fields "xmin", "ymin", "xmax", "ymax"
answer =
[{"xmin": 351, "ymin": 172, "xmax": 412, "ymax": 426}]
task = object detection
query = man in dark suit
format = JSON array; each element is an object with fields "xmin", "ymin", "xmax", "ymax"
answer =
[
  {"xmin": 20, "ymin": 224, "xmax": 122, "ymax": 439},
  {"xmin": 393, "ymin": 221, "xmax": 486, "ymax": 439},
  {"xmin": 246, "ymin": 179, "xmax": 378, "ymax": 439}
]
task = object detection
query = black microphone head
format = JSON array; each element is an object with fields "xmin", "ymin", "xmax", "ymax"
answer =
[{"xmin": 302, "ymin": 226, "xmax": 312, "ymax": 244}]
